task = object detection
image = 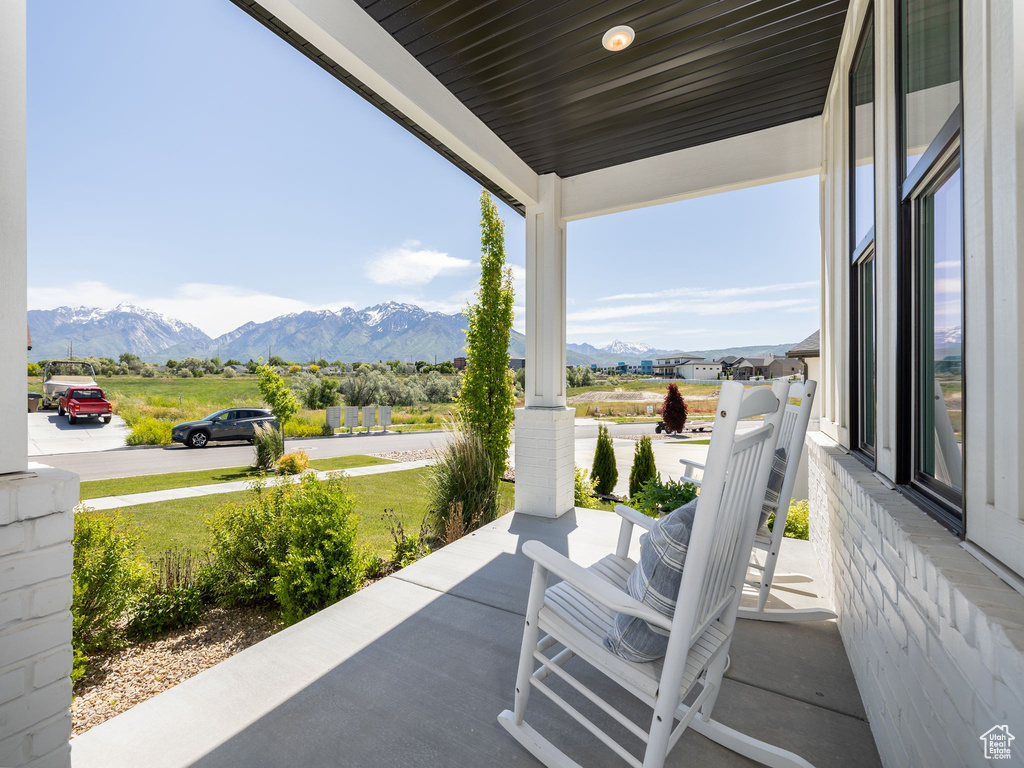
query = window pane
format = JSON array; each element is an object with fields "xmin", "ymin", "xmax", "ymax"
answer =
[
  {"xmin": 917, "ymin": 163, "xmax": 962, "ymax": 493},
  {"xmin": 859, "ymin": 258, "xmax": 875, "ymax": 450},
  {"xmin": 851, "ymin": 15, "xmax": 874, "ymax": 247},
  {"xmin": 901, "ymin": 0, "xmax": 960, "ymax": 177}
]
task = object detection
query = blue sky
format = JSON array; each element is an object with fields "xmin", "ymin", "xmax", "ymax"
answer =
[{"xmin": 27, "ymin": 0, "xmax": 820, "ymax": 351}]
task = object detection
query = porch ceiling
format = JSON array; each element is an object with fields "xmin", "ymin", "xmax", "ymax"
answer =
[
  {"xmin": 232, "ymin": 0, "xmax": 846, "ymax": 212},
  {"xmin": 354, "ymin": 0, "xmax": 848, "ymax": 178}
]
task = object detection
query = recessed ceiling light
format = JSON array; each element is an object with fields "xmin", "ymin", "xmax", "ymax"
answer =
[{"xmin": 602, "ymin": 25, "xmax": 635, "ymax": 52}]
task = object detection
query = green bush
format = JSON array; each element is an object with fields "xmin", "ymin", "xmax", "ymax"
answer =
[
  {"xmin": 591, "ymin": 424, "xmax": 618, "ymax": 495},
  {"xmin": 574, "ymin": 466, "xmax": 597, "ymax": 508},
  {"xmin": 767, "ymin": 499, "xmax": 810, "ymax": 540},
  {"xmin": 126, "ymin": 417, "xmax": 173, "ymax": 446},
  {"xmin": 28, "ymin": 362, "xmax": 42, "ymax": 376},
  {"xmin": 125, "ymin": 550, "xmax": 206, "ymax": 641},
  {"xmin": 72, "ymin": 512, "xmax": 149, "ymax": 682},
  {"xmin": 426, "ymin": 420, "xmax": 499, "ymax": 542},
  {"xmin": 631, "ymin": 476, "xmax": 698, "ymax": 517},
  {"xmin": 205, "ymin": 476, "xmax": 364, "ymax": 624},
  {"xmin": 364, "ymin": 510, "xmax": 431, "ymax": 580},
  {"xmin": 253, "ymin": 421, "xmax": 284, "ymax": 471},
  {"xmin": 223, "ymin": 367, "xmax": 236, "ymax": 379},
  {"xmin": 271, "ymin": 475, "xmax": 363, "ymax": 624},
  {"xmin": 628, "ymin": 435, "xmax": 657, "ymax": 498},
  {"xmin": 276, "ymin": 450, "xmax": 309, "ymax": 475}
]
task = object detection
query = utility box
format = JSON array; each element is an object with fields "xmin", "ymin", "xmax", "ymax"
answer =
[
  {"xmin": 344, "ymin": 406, "xmax": 359, "ymax": 432},
  {"xmin": 326, "ymin": 406, "xmax": 341, "ymax": 430},
  {"xmin": 378, "ymin": 406, "xmax": 392, "ymax": 430}
]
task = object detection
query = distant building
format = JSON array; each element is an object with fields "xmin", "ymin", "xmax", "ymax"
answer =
[
  {"xmin": 653, "ymin": 354, "xmax": 704, "ymax": 378},
  {"xmin": 453, "ymin": 356, "xmax": 467, "ymax": 371},
  {"xmin": 640, "ymin": 359, "xmax": 654, "ymax": 375},
  {"xmin": 509, "ymin": 357, "xmax": 525, "ymax": 372},
  {"xmin": 674, "ymin": 360, "xmax": 722, "ymax": 379},
  {"xmin": 732, "ymin": 354, "xmax": 803, "ymax": 380}
]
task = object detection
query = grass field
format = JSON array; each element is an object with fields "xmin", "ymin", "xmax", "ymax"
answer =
[
  {"xmin": 79, "ymin": 454, "xmax": 393, "ymax": 499},
  {"xmin": 102, "ymin": 468, "xmax": 515, "ymax": 559}
]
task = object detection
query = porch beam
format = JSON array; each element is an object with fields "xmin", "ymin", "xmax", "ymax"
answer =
[
  {"xmin": 255, "ymin": 0, "xmax": 539, "ymax": 208},
  {"xmin": 560, "ymin": 117, "xmax": 822, "ymax": 222},
  {"xmin": 0, "ymin": 0, "xmax": 27, "ymax": 475}
]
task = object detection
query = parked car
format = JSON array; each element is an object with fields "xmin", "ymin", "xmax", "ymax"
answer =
[
  {"xmin": 171, "ymin": 408, "xmax": 279, "ymax": 448},
  {"xmin": 42, "ymin": 360, "xmax": 97, "ymax": 409},
  {"xmin": 58, "ymin": 387, "xmax": 112, "ymax": 424}
]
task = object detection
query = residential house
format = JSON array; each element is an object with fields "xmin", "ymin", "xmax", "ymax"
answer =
[
  {"xmin": 508, "ymin": 357, "xmax": 525, "ymax": 372},
  {"xmin": 639, "ymin": 359, "xmax": 653, "ymax": 376},
  {"xmin": 452, "ymin": 356, "xmax": 466, "ymax": 371},
  {"xmin": 673, "ymin": 360, "xmax": 723, "ymax": 380},
  {"xmin": 3, "ymin": 2, "xmax": 1023, "ymax": 767},
  {"xmin": 652, "ymin": 354, "xmax": 702, "ymax": 377},
  {"xmin": 715, "ymin": 355, "xmax": 741, "ymax": 375},
  {"xmin": 766, "ymin": 356, "xmax": 802, "ymax": 379},
  {"xmin": 786, "ymin": 331, "xmax": 820, "ymax": 383}
]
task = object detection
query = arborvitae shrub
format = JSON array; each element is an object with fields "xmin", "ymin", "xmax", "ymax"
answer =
[
  {"xmin": 628, "ymin": 435, "xmax": 658, "ymax": 498},
  {"xmin": 591, "ymin": 424, "xmax": 618, "ymax": 495}
]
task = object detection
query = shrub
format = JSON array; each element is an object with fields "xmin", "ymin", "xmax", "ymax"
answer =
[
  {"xmin": 308, "ymin": 364, "xmax": 319, "ymax": 373},
  {"xmin": 628, "ymin": 436, "xmax": 657, "ymax": 498},
  {"xmin": 125, "ymin": 549, "xmax": 206, "ymax": 641},
  {"xmin": 661, "ymin": 384, "xmax": 688, "ymax": 433},
  {"xmin": 365, "ymin": 510, "xmax": 431, "ymax": 579},
  {"xmin": 574, "ymin": 466, "xmax": 597, "ymax": 508},
  {"xmin": 295, "ymin": 373, "xmax": 340, "ymax": 409},
  {"xmin": 288, "ymin": 365, "xmax": 302, "ymax": 373},
  {"xmin": 767, "ymin": 499, "xmax": 810, "ymax": 540},
  {"xmin": 27, "ymin": 362, "xmax": 42, "ymax": 376},
  {"xmin": 631, "ymin": 476, "xmax": 698, "ymax": 517},
  {"xmin": 126, "ymin": 417, "xmax": 173, "ymax": 445},
  {"xmin": 426, "ymin": 420, "xmax": 498, "ymax": 541},
  {"xmin": 178, "ymin": 369, "xmax": 191, "ymax": 378},
  {"xmin": 270, "ymin": 475, "xmax": 363, "ymax": 624},
  {"xmin": 205, "ymin": 475, "xmax": 363, "ymax": 624},
  {"xmin": 276, "ymin": 450, "xmax": 309, "ymax": 475},
  {"xmin": 591, "ymin": 424, "xmax": 618, "ymax": 495},
  {"xmin": 72, "ymin": 512, "xmax": 149, "ymax": 682},
  {"xmin": 423, "ymin": 371, "xmax": 454, "ymax": 403},
  {"xmin": 253, "ymin": 421, "xmax": 284, "ymax": 471},
  {"xmin": 223, "ymin": 366, "xmax": 236, "ymax": 378}
]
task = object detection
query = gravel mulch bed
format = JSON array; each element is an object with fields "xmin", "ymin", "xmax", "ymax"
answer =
[
  {"xmin": 72, "ymin": 606, "xmax": 283, "ymax": 737},
  {"xmin": 370, "ymin": 449, "xmax": 435, "ymax": 463}
]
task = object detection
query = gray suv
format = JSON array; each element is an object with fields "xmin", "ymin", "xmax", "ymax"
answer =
[{"xmin": 171, "ymin": 408, "xmax": 280, "ymax": 448}]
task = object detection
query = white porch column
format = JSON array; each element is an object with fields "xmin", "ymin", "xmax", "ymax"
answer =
[
  {"xmin": 0, "ymin": 6, "xmax": 76, "ymax": 768},
  {"xmin": 1, "ymin": 0, "xmax": 28, "ymax": 476},
  {"xmin": 515, "ymin": 174, "xmax": 574, "ymax": 518}
]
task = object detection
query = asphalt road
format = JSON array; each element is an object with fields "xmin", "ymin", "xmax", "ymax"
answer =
[{"xmin": 35, "ymin": 421, "xmax": 657, "ymax": 481}]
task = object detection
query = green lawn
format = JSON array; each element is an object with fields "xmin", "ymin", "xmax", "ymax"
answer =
[
  {"xmin": 102, "ymin": 468, "xmax": 516, "ymax": 560},
  {"xmin": 79, "ymin": 455, "xmax": 393, "ymax": 500}
]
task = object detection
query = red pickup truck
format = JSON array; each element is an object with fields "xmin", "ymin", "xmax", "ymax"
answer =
[{"xmin": 58, "ymin": 387, "xmax": 113, "ymax": 425}]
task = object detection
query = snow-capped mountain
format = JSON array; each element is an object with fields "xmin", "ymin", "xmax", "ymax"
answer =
[
  {"xmin": 602, "ymin": 339, "xmax": 653, "ymax": 356},
  {"xmin": 27, "ymin": 303, "xmax": 211, "ymax": 360}
]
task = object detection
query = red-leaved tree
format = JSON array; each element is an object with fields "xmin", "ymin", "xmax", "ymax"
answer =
[{"xmin": 662, "ymin": 384, "xmax": 688, "ymax": 434}]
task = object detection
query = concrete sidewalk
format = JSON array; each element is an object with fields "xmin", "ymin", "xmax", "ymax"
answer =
[{"xmin": 82, "ymin": 459, "xmax": 433, "ymax": 510}]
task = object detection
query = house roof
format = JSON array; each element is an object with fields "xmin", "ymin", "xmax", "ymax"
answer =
[
  {"xmin": 231, "ymin": 0, "xmax": 848, "ymax": 207},
  {"xmin": 787, "ymin": 330, "xmax": 820, "ymax": 358}
]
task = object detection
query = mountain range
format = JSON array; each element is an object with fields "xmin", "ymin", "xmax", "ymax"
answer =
[{"xmin": 27, "ymin": 302, "xmax": 798, "ymax": 366}]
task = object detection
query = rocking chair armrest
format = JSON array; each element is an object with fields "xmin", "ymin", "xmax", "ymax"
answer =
[
  {"xmin": 613, "ymin": 504, "xmax": 654, "ymax": 531},
  {"xmin": 678, "ymin": 458, "xmax": 707, "ymax": 472},
  {"xmin": 522, "ymin": 540, "xmax": 672, "ymax": 632}
]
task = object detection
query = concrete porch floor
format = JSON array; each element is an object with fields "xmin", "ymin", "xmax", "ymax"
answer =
[{"xmin": 70, "ymin": 509, "xmax": 881, "ymax": 768}]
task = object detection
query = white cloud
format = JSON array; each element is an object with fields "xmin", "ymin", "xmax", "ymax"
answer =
[
  {"xmin": 28, "ymin": 281, "xmax": 352, "ymax": 338},
  {"xmin": 596, "ymin": 280, "xmax": 818, "ymax": 302},
  {"xmin": 363, "ymin": 245, "xmax": 472, "ymax": 286}
]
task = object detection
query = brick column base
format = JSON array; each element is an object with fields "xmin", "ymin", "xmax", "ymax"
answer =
[{"xmin": 514, "ymin": 407, "xmax": 575, "ymax": 518}]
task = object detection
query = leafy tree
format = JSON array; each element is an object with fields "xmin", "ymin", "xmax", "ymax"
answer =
[
  {"xmin": 257, "ymin": 362, "xmax": 300, "ymax": 424},
  {"xmin": 268, "ymin": 355, "xmax": 287, "ymax": 368},
  {"xmin": 340, "ymin": 369, "xmax": 383, "ymax": 407},
  {"xmin": 628, "ymin": 436, "xmax": 657, "ymax": 498},
  {"xmin": 438, "ymin": 360, "xmax": 456, "ymax": 375},
  {"xmin": 458, "ymin": 191, "xmax": 516, "ymax": 477},
  {"xmin": 423, "ymin": 371, "xmax": 454, "ymax": 403},
  {"xmin": 225, "ymin": 359, "xmax": 242, "ymax": 367},
  {"xmin": 294, "ymin": 373, "xmax": 340, "ymax": 409},
  {"xmin": 661, "ymin": 383, "xmax": 689, "ymax": 433},
  {"xmin": 317, "ymin": 359, "xmax": 329, "ymax": 368},
  {"xmin": 165, "ymin": 359, "xmax": 178, "ymax": 369},
  {"xmin": 27, "ymin": 362, "xmax": 41, "ymax": 377},
  {"xmin": 591, "ymin": 424, "xmax": 618, "ymax": 495}
]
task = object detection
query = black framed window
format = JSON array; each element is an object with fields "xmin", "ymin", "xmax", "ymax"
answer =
[
  {"xmin": 897, "ymin": 0, "xmax": 964, "ymax": 531},
  {"xmin": 850, "ymin": 10, "xmax": 875, "ymax": 458}
]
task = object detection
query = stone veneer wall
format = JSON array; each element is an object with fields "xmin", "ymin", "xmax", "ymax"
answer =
[
  {"xmin": 806, "ymin": 432, "xmax": 1024, "ymax": 768},
  {"xmin": 0, "ymin": 468, "xmax": 78, "ymax": 768}
]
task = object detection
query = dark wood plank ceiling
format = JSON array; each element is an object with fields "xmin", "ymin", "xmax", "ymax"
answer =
[{"xmin": 356, "ymin": 0, "xmax": 849, "ymax": 178}]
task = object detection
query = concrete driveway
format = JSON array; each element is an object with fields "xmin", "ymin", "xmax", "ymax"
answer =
[{"xmin": 27, "ymin": 411, "xmax": 130, "ymax": 456}]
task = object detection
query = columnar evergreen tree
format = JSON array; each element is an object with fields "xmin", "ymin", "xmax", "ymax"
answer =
[
  {"xmin": 661, "ymin": 383, "xmax": 689, "ymax": 433},
  {"xmin": 591, "ymin": 424, "xmax": 618, "ymax": 495},
  {"xmin": 629, "ymin": 435, "xmax": 658, "ymax": 498},
  {"xmin": 458, "ymin": 191, "xmax": 516, "ymax": 477}
]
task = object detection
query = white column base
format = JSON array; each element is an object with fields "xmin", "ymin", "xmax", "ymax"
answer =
[
  {"xmin": 514, "ymin": 407, "xmax": 575, "ymax": 518},
  {"xmin": 0, "ymin": 468, "xmax": 77, "ymax": 768}
]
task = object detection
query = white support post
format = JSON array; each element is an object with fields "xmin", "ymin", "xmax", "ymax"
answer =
[
  {"xmin": 0, "ymin": 0, "xmax": 27, "ymax": 476},
  {"xmin": 515, "ymin": 174, "xmax": 574, "ymax": 518}
]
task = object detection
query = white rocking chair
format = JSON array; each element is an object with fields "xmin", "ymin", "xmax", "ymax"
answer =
[
  {"xmin": 499, "ymin": 381, "xmax": 815, "ymax": 768},
  {"xmin": 678, "ymin": 380, "xmax": 834, "ymax": 623}
]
